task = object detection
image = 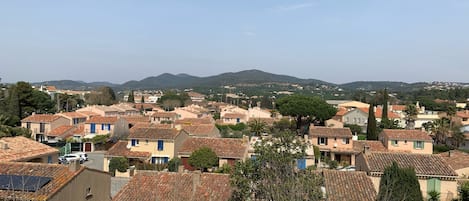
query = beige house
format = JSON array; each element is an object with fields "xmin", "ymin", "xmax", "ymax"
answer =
[
  {"xmin": 83, "ymin": 116, "xmax": 129, "ymax": 139},
  {"xmin": 104, "ymin": 141, "xmax": 152, "ymax": 172},
  {"xmin": 127, "ymin": 128, "xmax": 190, "ymax": 164},
  {"xmin": 456, "ymin": 110, "xmax": 469, "ymax": 126},
  {"xmin": 0, "ymin": 162, "xmax": 111, "ymax": 201},
  {"xmin": 221, "ymin": 113, "xmax": 247, "ymax": 125},
  {"xmin": 77, "ymin": 105, "xmax": 120, "ymax": 117},
  {"xmin": 112, "ymin": 172, "xmax": 231, "ymax": 201},
  {"xmin": 439, "ymin": 150, "xmax": 469, "ymax": 178},
  {"xmin": 308, "ymin": 126, "xmax": 359, "ymax": 166},
  {"xmin": 21, "ymin": 114, "xmax": 70, "ymax": 142},
  {"xmin": 379, "ymin": 129, "xmax": 433, "ymax": 154},
  {"xmin": 0, "ymin": 136, "xmax": 59, "ymax": 163},
  {"xmin": 57, "ymin": 112, "xmax": 88, "ymax": 125},
  {"xmin": 338, "ymin": 101, "xmax": 370, "ymax": 109},
  {"xmin": 178, "ymin": 137, "xmax": 248, "ymax": 170},
  {"xmin": 356, "ymin": 152, "xmax": 458, "ymax": 201},
  {"xmin": 247, "ymin": 106, "xmax": 272, "ymax": 120},
  {"xmin": 187, "ymin": 91, "xmax": 206, "ymax": 102},
  {"xmin": 150, "ymin": 112, "xmax": 178, "ymax": 124}
]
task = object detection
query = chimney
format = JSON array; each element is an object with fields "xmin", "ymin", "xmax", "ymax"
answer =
[
  {"xmin": 68, "ymin": 160, "xmax": 81, "ymax": 172},
  {"xmin": 448, "ymin": 150, "xmax": 451, "ymax": 157},
  {"xmin": 363, "ymin": 145, "xmax": 371, "ymax": 156}
]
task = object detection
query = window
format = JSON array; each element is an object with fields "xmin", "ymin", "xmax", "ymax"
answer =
[
  {"xmin": 101, "ymin": 124, "xmax": 105, "ymax": 130},
  {"xmin": 47, "ymin": 155, "xmax": 52, "ymax": 164},
  {"xmin": 157, "ymin": 140, "xmax": 164, "ymax": 150},
  {"xmin": 145, "ymin": 140, "xmax": 149, "ymax": 144},
  {"xmin": 427, "ymin": 178, "xmax": 441, "ymax": 194},
  {"xmin": 39, "ymin": 123, "xmax": 45, "ymax": 133},
  {"xmin": 73, "ymin": 118, "xmax": 79, "ymax": 125},
  {"xmin": 404, "ymin": 140, "xmax": 407, "ymax": 144},
  {"xmin": 107, "ymin": 124, "xmax": 111, "ymax": 131},
  {"xmin": 318, "ymin": 137, "xmax": 328, "ymax": 145},
  {"xmin": 391, "ymin": 140, "xmax": 398, "ymax": 146},
  {"xmin": 131, "ymin": 139, "xmax": 139, "ymax": 146},
  {"xmin": 151, "ymin": 157, "xmax": 169, "ymax": 164},
  {"xmin": 414, "ymin": 141, "xmax": 424, "ymax": 149},
  {"xmin": 342, "ymin": 138, "xmax": 350, "ymax": 144},
  {"xmin": 463, "ymin": 118, "xmax": 468, "ymax": 121},
  {"xmin": 26, "ymin": 122, "xmax": 31, "ymax": 129}
]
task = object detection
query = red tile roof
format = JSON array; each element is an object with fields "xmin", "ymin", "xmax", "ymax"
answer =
[
  {"xmin": 335, "ymin": 107, "xmax": 348, "ymax": 116},
  {"xmin": 323, "ymin": 170, "xmax": 377, "ymax": 201},
  {"xmin": 363, "ymin": 152, "xmax": 457, "ymax": 177},
  {"xmin": 179, "ymin": 137, "xmax": 247, "ymax": 159},
  {"xmin": 223, "ymin": 113, "xmax": 245, "ymax": 119},
  {"xmin": 58, "ymin": 112, "xmax": 87, "ymax": 119},
  {"xmin": 309, "ymin": 126, "xmax": 352, "ymax": 138},
  {"xmin": 129, "ymin": 128, "xmax": 183, "ymax": 140},
  {"xmin": 106, "ymin": 141, "xmax": 151, "ymax": 158},
  {"xmin": 174, "ymin": 118, "xmax": 214, "ymax": 125},
  {"xmin": 85, "ymin": 116, "xmax": 118, "ymax": 124},
  {"xmin": 182, "ymin": 124, "xmax": 219, "ymax": 137},
  {"xmin": 187, "ymin": 91, "xmax": 205, "ymax": 98},
  {"xmin": 381, "ymin": 129, "xmax": 432, "ymax": 141},
  {"xmin": 76, "ymin": 111, "xmax": 100, "ymax": 117},
  {"xmin": 21, "ymin": 114, "xmax": 63, "ymax": 123},
  {"xmin": 121, "ymin": 116, "xmax": 150, "ymax": 124},
  {"xmin": 357, "ymin": 107, "xmax": 400, "ymax": 119},
  {"xmin": 438, "ymin": 150, "xmax": 469, "ymax": 170},
  {"xmin": 47, "ymin": 125, "xmax": 76, "ymax": 137},
  {"xmin": 112, "ymin": 172, "xmax": 231, "ymax": 201},
  {"xmin": 151, "ymin": 112, "xmax": 178, "ymax": 118},
  {"xmin": 457, "ymin": 111, "xmax": 469, "ymax": 119},
  {"xmin": 0, "ymin": 162, "xmax": 85, "ymax": 200},
  {"xmin": 0, "ymin": 137, "xmax": 59, "ymax": 162},
  {"xmin": 72, "ymin": 124, "xmax": 85, "ymax": 136},
  {"xmin": 353, "ymin": 140, "xmax": 388, "ymax": 152},
  {"xmin": 390, "ymin": 105, "xmax": 407, "ymax": 111}
]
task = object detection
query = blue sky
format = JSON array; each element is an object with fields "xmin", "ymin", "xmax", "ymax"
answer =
[{"xmin": 1, "ymin": 0, "xmax": 468, "ymax": 84}]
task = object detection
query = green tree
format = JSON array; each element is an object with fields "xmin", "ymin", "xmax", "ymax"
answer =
[
  {"xmin": 273, "ymin": 118, "xmax": 294, "ymax": 132},
  {"xmin": 248, "ymin": 118, "xmax": 267, "ymax": 136},
  {"xmin": 109, "ymin": 157, "xmax": 129, "ymax": 175},
  {"xmin": 344, "ymin": 124, "xmax": 363, "ymax": 135},
  {"xmin": 188, "ymin": 147, "xmax": 218, "ymax": 171},
  {"xmin": 127, "ymin": 90, "xmax": 134, "ymax": 103},
  {"xmin": 276, "ymin": 95, "xmax": 336, "ymax": 132},
  {"xmin": 158, "ymin": 91, "xmax": 191, "ymax": 111},
  {"xmin": 140, "ymin": 95, "xmax": 144, "ymax": 103},
  {"xmin": 404, "ymin": 104, "xmax": 418, "ymax": 129},
  {"xmin": 367, "ymin": 104, "xmax": 378, "ymax": 140},
  {"xmin": 431, "ymin": 118, "xmax": 451, "ymax": 144},
  {"xmin": 377, "ymin": 162, "xmax": 423, "ymax": 201},
  {"xmin": 85, "ymin": 86, "xmax": 117, "ymax": 106},
  {"xmin": 168, "ymin": 157, "xmax": 181, "ymax": 172},
  {"xmin": 230, "ymin": 131, "xmax": 323, "ymax": 201},
  {"xmin": 460, "ymin": 181, "xmax": 469, "ymax": 201},
  {"xmin": 382, "ymin": 88, "xmax": 389, "ymax": 122}
]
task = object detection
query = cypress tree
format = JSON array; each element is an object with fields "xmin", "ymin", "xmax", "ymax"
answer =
[
  {"xmin": 141, "ymin": 95, "xmax": 144, "ymax": 103},
  {"xmin": 377, "ymin": 162, "xmax": 423, "ymax": 201},
  {"xmin": 367, "ymin": 103, "xmax": 378, "ymax": 140},
  {"xmin": 382, "ymin": 88, "xmax": 389, "ymax": 122},
  {"xmin": 127, "ymin": 90, "xmax": 134, "ymax": 103}
]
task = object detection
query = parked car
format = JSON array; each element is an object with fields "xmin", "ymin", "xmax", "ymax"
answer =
[
  {"xmin": 62, "ymin": 154, "xmax": 84, "ymax": 164},
  {"xmin": 339, "ymin": 165, "xmax": 356, "ymax": 171},
  {"xmin": 74, "ymin": 152, "xmax": 88, "ymax": 161}
]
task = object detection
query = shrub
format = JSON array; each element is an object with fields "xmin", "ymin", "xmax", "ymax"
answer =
[{"xmin": 109, "ymin": 157, "xmax": 129, "ymax": 175}]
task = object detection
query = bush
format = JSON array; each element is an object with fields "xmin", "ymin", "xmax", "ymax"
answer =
[
  {"xmin": 433, "ymin": 144, "xmax": 451, "ymax": 154},
  {"xmin": 460, "ymin": 181, "xmax": 469, "ymax": 201},
  {"xmin": 168, "ymin": 157, "xmax": 181, "ymax": 172},
  {"xmin": 109, "ymin": 157, "xmax": 129, "ymax": 175},
  {"xmin": 189, "ymin": 147, "xmax": 219, "ymax": 171}
]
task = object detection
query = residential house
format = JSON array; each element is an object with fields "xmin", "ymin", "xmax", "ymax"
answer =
[
  {"xmin": 221, "ymin": 113, "xmax": 246, "ymax": 125},
  {"xmin": 353, "ymin": 140, "xmax": 388, "ymax": 153},
  {"xmin": 179, "ymin": 124, "xmax": 220, "ymax": 138},
  {"xmin": 356, "ymin": 152, "xmax": 458, "ymax": 201},
  {"xmin": 150, "ymin": 112, "xmax": 178, "ymax": 124},
  {"xmin": 174, "ymin": 107, "xmax": 201, "ymax": 119},
  {"xmin": 104, "ymin": 141, "xmax": 152, "ymax": 172},
  {"xmin": 127, "ymin": 128, "xmax": 190, "ymax": 165},
  {"xmin": 341, "ymin": 108, "xmax": 368, "ymax": 128},
  {"xmin": 322, "ymin": 170, "xmax": 377, "ymax": 201},
  {"xmin": 379, "ymin": 129, "xmax": 433, "ymax": 154},
  {"xmin": 413, "ymin": 102, "xmax": 440, "ymax": 129},
  {"xmin": 47, "ymin": 125, "xmax": 77, "ymax": 142},
  {"xmin": 337, "ymin": 101, "xmax": 370, "ymax": 109},
  {"xmin": 57, "ymin": 112, "xmax": 88, "ymax": 125},
  {"xmin": 84, "ymin": 116, "xmax": 129, "ymax": 139},
  {"xmin": 247, "ymin": 106, "xmax": 272, "ymax": 120},
  {"xmin": 112, "ymin": 172, "xmax": 231, "ymax": 201},
  {"xmin": 439, "ymin": 150, "xmax": 469, "ymax": 178},
  {"xmin": 0, "ymin": 162, "xmax": 111, "ymax": 201},
  {"xmin": 456, "ymin": 110, "xmax": 469, "ymax": 127},
  {"xmin": 187, "ymin": 91, "xmax": 206, "ymax": 102},
  {"xmin": 325, "ymin": 119, "xmax": 344, "ymax": 128},
  {"xmin": 21, "ymin": 114, "xmax": 70, "ymax": 142},
  {"xmin": 77, "ymin": 105, "xmax": 120, "ymax": 117},
  {"xmin": 178, "ymin": 137, "xmax": 248, "ymax": 170},
  {"xmin": 0, "ymin": 136, "xmax": 59, "ymax": 163},
  {"xmin": 174, "ymin": 117, "xmax": 214, "ymax": 125},
  {"xmin": 308, "ymin": 126, "xmax": 359, "ymax": 166},
  {"xmin": 111, "ymin": 103, "xmax": 141, "ymax": 116}
]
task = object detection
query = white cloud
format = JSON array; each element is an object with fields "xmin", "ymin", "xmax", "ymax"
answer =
[{"xmin": 271, "ymin": 2, "xmax": 316, "ymax": 12}]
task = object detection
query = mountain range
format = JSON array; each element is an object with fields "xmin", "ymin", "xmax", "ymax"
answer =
[{"xmin": 32, "ymin": 69, "xmax": 452, "ymax": 91}]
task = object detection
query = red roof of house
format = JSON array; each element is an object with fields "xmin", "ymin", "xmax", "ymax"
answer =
[
  {"xmin": 223, "ymin": 113, "xmax": 245, "ymax": 119},
  {"xmin": 85, "ymin": 116, "xmax": 118, "ymax": 124},
  {"xmin": 112, "ymin": 172, "xmax": 231, "ymax": 201},
  {"xmin": 335, "ymin": 107, "xmax": 348, "ymax": 116},
  {"xmin": 309, "ymin": 126, "xmax": 352, "ymax": 138},
  {"xmin": 106, "ymin": 141, "xmax": 151, "ymax": 158},
  {"xmin": 457, "ymin": 111, "xmax": 469, "ymax": 119},
  {"xmin": 21, "ymin": 114, "xmax": 63, "ymax": 123},
  {"xmin": 47, "ymin": 125, "xmax": 76, "ymax": 137},
  {"xmin": 174, "ymin": 117, "xmax": 214, "ymax": 125},
  {"xmin": 358, "ymin": 107, "xmax": 400, "ymax": 119},
  {"xmin": 129, "ymin": 128, "xmax": 183, "ymax": 140},
  {"xmin": 323, "ymin": 170, "xmax": 377, "ymax": 201},
  {"xmin": 58, "ymin": 112, "xmax": 87, "ymax": 119},
  {"xmin": 381, "ymin": 129, "xmax": 432, "ymax": 141},
  {"xmin": 179, "ymin": 138, "xmax": 247, "ymax": 159},
  {"xmin": 353, "ymin": 140, "xmax": 388, "ymax": 152},
  {"xmin": 390, "ymin": 105, "xmax": 406, "ymax": 111},
  {"xmin": 151, "ymin": 112, "xmax": 178, "ymax": 118},
  {"xmin": 0, "ymin": 136, "xmax": 59, "ymax": 162}
]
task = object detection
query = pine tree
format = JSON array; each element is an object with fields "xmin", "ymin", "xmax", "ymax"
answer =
[
  {"xmin": 127, "ymin": 90, "xmax": 134, "ymax": 103},
  {"xmin": 377, "ymin": 162, "xmax": 423, "ymax": 201},
  {"xmin": 367, "ymin": 103, "xmax": 378, "ymax": 140}
]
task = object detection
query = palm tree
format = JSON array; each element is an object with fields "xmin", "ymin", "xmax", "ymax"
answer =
[
  {"xmin": 248, "ymin": 118, "xmax": 267, "ymax": 136},
  {"xmin": 431, "ymin": 118, "xmax": 451, "ymax": 144},
  {"xmin": 404, "ymin": 104, "xmax": 418, "ymax": 130},
  {"xmin": 451, "ymin": 126, "xmax": 465, "ymax": 149},
  {"xmin": 446, "ymin": 105, "xmax": 456, "ymax": 130},
  {"xmin": 0, "ymin": 115, "xmax": 12, "ymax": 137}
]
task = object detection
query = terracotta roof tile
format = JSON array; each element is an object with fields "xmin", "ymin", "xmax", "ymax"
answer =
[
  {"xmin": 121, "ymin": 116, "xmax": 150, "ymax": 124},
  {"xmin": 182, "ymin": 124, "xmax": 219, "ymax": 137},
  {"xmin": 21, "ymin": 114, "xmax": 62, "ymax": 123},
  {"xmin": 174, "ymin": 118, "xmax": 214, "ymax": 125},
  {"xmin": 358, "ymin": 107, "xmax": 400, "ymax": 119},
  {"xmin": 323, "ymin": 170, "xmax": 377, "ymax": 201},
  {"xmin": 47, "ymin": 125, "xmax": 76, "ymax": 137},
  {"xmin": 381, "ymin": 129, "xmax": 432, "ymax": 141},
  {"xmin": 129, "ymin": 128, "xmax": 182, "ymax": 140},
  {"xmin": 58, "ymin": 112, "xmax": 87, "ymax": 119},
  {"xmin": 390, "ymin": 105, "xmax": 407, "ymax": 111},
  {"xmin": 112, "ymin": 172, "xmax": 231, "ymax": 201},
  {"xmin": 0, "ymin": 162, "xmax": 84, "ymax": 200},
  {"xmin": 151, "ymin": 112, "xmax": 178, "ymax": 118},
  {"xmin": 335, "ymin": 107, "xmax": 348, "ymax": 116},
  {"xmin": 363, "ymin": 152, "xmax": 457, "ymax": 177},
  {"xmin": 72, "ymin": 125, "xmax": 85, "ymax": 136},
  {"xmin": 223, "ymin": 113, "xmax": 245, "ymax": 119},
  {"xmin": 76, "ymin": 111, "xmax": 100, "ymax": 117},
  {"xmin": 106, "ymin": 141, "xmax": 151, "ymax": 158},
  {"xmin": 309, "ymin": 126, "xmax": 352, "ymax": 138},
  {"xmin": 457, "ymin": 111, "xmax": 469, "ymax": 119},
  {"xmin": 353, "ymin": 140, "xmax": 387, "ymax": 152},
  {"xmin": 0, "ymin": 137, "xmax": 59, "ymax": 162},
  {"xmin": 85, "ymin": 116, "xmax": 118, "ymax": 124},
  {"xmin": 438, "ymin": 150, "xmax": 469, "ymax": 170},
  {"xmin": 179, "ymin": 138, "xmax": 247, "ymax": 159}
]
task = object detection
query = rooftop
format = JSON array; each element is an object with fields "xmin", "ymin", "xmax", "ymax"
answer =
[
  {"xmin": 57, "ymin": 112, "xmax": 87, "ymax": 119},
  {"xmin": 106, "ymin": 141, "xmax": 151, "ymax": 158},
  {"xmin": 129, "ymin": 128, "xmax": 183, "ymax": 140},
  {"xmin": 179, "ymin": 137, "xmax": 247, "ymax": 159},
  {"xmin": 47, "ymin": 125, "xmax": 76, "ymax": 137},
  {"xmin": 438, "ymin": 150, "xmax": 469, "ymax": 171},
  {"xmin": 181, "ymin": 124, "xmax": 218, "ymax": 137},
  {"xmin": 174, "ymin": 118, "xmax": 213, "ymax": 125},
  {"xmin": 323, "ymin": 170, "xmax": 377, "ymax": 201},
  {"xmin": 223, "ymin": 113, "xmax": 245, "ymax": 119},
  {"xmin": 0, "ymin": 136, "xmax": 59, "ymax": 162},
  {"xmin": 151, "ymin": 112, "xmax": 178, "ymax": 118},
  {"xmin": 309, "ymin": 126, "xmax": 352, "ymax": 138},
  {"xmin": 112, "ymin": 172, "xmax": 231, "ymax": 201},
  {"xmin": 381, "ymin": 129, "xmax": 432, "ymax": 141},
  {"xmin": 353, "ymin": 140, "xmax": 388, "ymax": 152},
  {"xmin": 85, "ymin": 116, "xmax": 118, "ymax": 124},
  {"xmin": 21, "ymin": 114, "xmax": 63, "ymax": 123}
]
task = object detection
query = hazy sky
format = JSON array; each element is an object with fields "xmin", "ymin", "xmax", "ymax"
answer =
[{"xmin": 1, "ymin": 1, "xmax": 469, "ymax": 84}]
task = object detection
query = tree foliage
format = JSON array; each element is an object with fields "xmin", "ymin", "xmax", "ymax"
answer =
[
  {"xmin": 344, "ymin": 124, "xmax": 363, "ymax": 135},
  {"xmin": 168, "ymin": 157, "xmax": 181, "ymax": 172},
  {"xmin": 85, "ymin": 86, "xmax": 117, "ymax": 106},
  {"xmin": 377, "ymin": 161, "xmax": 423, "ymax": 201},
  {"xmin": 381, "ymin": 88, "xmax": 389, "ymax": 122},
  {"xmin": 109, "ymin": 157, "xmax": 129, "ymax": 174},
  {"xmin": 230, "ymin": 131, "xmax": 323, "ymax": 201},
  {"xmin": 367, "ymin": 104, "xmax": 378, "ymax": 140},
  {"xmin": 188, "ymin": 147, "xmax": 219, "ymax": 171},
  {"xmin": 158, "ymin": 91, "xmax": 191, "ymax": 111},
  {"xmin": 460, "ymin": 181, "xmax": 469, "ymax": 201},
  {"xmin": 276, "ymin": 95, "xmax": 336, "ymax": 132},
  {"xmin": 127, "ymin": 90, "xmax": 134, "ymax": 103},
  {"xmin": 248, "ymin": 119, "xmax": 267, "ymax": 136}
]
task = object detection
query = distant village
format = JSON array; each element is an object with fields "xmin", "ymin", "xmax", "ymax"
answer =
[{"xmin": 1, "ymin": 82, "xmax": 469, "ymax": 201}]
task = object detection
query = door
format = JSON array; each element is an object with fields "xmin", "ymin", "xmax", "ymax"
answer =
[
  {"xmin": 84, "ymin": 143, "xmax": 92, "ymax": 152},
  {"xmin": 90, "ymin": 123, "xmax": 96, "ymax": 133},
  {"xmin": 151, "ymin": 157, "xmax": 157, "ymax": 164}
]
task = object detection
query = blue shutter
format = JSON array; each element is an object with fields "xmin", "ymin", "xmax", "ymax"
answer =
[
  {"xmin": 131, "ymin": 139, "xmax": 136, "ymax": 146},
  {"xmin": 90, "ymin": 124, "xmax": 96, "ymax": 133},
  {"xmin": 101, "ymin": 124, "xmax": 104, "ymax": 130},
  {"xmin": 107, "ymin": 124, "xmax": 111, "ymax": 131},
  {"xmin": 236, "ymin": 118, "xmax": 240, "ymax": 123},
  {"xmin": 163, "ymin": 157, "xmax": 169, "ymax": 164},
  {"xmin": 151, "ymin": 157, "xmax": 157, "ymax": 164},
  {"xmin": 157, "ymin": 140, "xmax": 164, "ymax": 150},
  {"xmin": 297, "ymin": 159, "xmax": 306, "ymax": 170}
]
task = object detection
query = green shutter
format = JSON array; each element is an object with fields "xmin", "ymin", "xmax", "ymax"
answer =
[
  {"xmin": 435, "ymin": 179, "xmax": 440, "ymax": 193},
  {"xmin": 413, "ymin": 141, "xmax": 417, "ymax": 149},
  {"xmin": 427, "ymin": 178, "xmax": 435, "ymax": 193},
  {"xmin": 422, "ymin": 141, "xmax": 425, "ymax": 149}
]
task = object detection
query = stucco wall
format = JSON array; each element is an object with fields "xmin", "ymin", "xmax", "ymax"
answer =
[
  {"xmin": 50, "ymin": 168, "xmax": 111, "ymax": 201},
  {"xmin": 385, "ymin": 140, "xmax": 432, "ymax": 154},
  {"xmin": 130, "ymin": 140, "xmax": 175, "ymax": 158},
  {"xmin": 309, "ymin": 136, "xmax": 353, "ymax": 150}
]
